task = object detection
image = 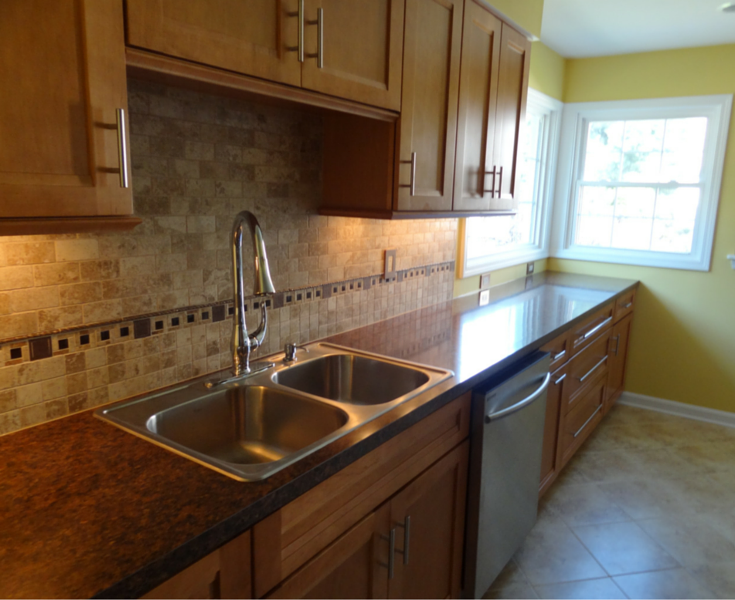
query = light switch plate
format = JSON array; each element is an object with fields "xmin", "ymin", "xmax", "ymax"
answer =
[
  {"xmin": 479, "ymin": 290, "xmax": 490, "ymax": 306},
  {"xmin": 480, "ymin": 273, "xmax": 491, "ymax": 289},
  {"xmin": 384, "ymin": 249, "xmax": 397, "ymax": 280},
  {"xmin": 526, "ymin": 262, "xmax": 535, "ymax": 275}
]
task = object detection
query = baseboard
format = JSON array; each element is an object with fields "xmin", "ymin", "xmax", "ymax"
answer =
[{"xmin": 618, "ymin": 391, "xmax": 735, "ymax": 429}]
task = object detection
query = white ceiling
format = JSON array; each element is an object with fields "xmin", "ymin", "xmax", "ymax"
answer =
[{"xmin": 541, "ymin": 0, "xmax": 735, "ymax": 58}]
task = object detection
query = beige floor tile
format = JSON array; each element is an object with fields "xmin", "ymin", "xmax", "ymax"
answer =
[
  {"xmin": 534, "ymin": 577, "xmax": 627, "ymax": 600},
  {"xmin": 544, "ymin": 482, "xmax": 632, "ymax": 527},
  {"xmin": 583, "ymin": 422, "xmax": 665, "ymax": 453},
  {"xmin": 488, "ymin": 559, "xmax": 529, "ymax": 591},
  {"xmin": 670, "ymin": 441, "xmax": 735, "ymax": 474},
  {"xmin": 572, "ymin": 521, "xmax": 679, "ymax": 576},
  {"xmin": 483, "ymin": 582, "xmax": 538, "ymax": 599},
  {"xmin": 658, "ymin": 473, "xmax": 734, "ymax": 513},
  {"xmin": 566, "ymin": 449, "xmax": 644, "ymax": 483},
  {"xmin": 604, "ymin": 404, "xmax": 667, "ymax": 427},
  {"xmin": 689, "ymin": 563, "xmax": 735, "ymax": 599},
  {"xmin": 613, "ymin": 568, "xmax": 715, "ymax": 599},
  {"xmin": 514, "ymin": 519, "xmax": 607, "ymax": 585},
  {"xmin": 623, "ymin": 448, "xmax": 702, "ymax": 482},
  {"xmin": 637, "ymin": 516, "xmax": 735, "ymax": 568},
  {"xmin": 595, "ymin": 478, "xmax": 693, "ymax": 521}
]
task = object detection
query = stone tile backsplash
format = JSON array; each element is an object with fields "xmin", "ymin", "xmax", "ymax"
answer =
[{"xmin": 0, "ymin": 79, "xmax": 457, "ymax": 436}]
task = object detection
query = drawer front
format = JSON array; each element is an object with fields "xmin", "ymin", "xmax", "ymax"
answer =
[
  {"xmin": 566, "ymin": 329, "xmax": 611, "ymax": 411},
  {"xmin": 541, "ymin": 331, "xmax": 571, "ymax": 371},
  {"xmin": 570, "ymin": 303, "xmax": 614, "ymax": 356},
  {"xmin": 560, "ymin": 375, "xmax": 605, "ymax": 465},
  {"xmin": 614, "ymin": 289, "xmax": 636, "ymax": 322}
]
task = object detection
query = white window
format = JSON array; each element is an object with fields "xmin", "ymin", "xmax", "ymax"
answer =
[
  {"xmin": 461, "ymin": 89, "xmax": 562, "ymax": 277},
  {"xmin": 551, "ymin": 95, "xmax": 732, "ymax": 271}
]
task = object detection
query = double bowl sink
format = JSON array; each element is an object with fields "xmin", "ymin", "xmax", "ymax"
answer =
[{"xmin": 95, "ymin": 343, "xmax": 453, "ymax": 481}]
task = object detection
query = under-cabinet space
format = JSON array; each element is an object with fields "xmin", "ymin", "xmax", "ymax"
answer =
[{"xmin": 0, "ymin": 0, "xmax": 139, "ymax": 234}]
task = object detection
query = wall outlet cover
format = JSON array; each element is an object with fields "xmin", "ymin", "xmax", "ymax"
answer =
[
  {"xmin": 480, "ymin": 273, "xmax": 491, "ymax": 289},
  {"xmin": 384, "ymin": 249, "xmax": 397, "ymax": 280},
  {"xmin": 479, "ymin": 290, "xmax": 490, "ymax": 306},
  {"xmin": 526, "ymin": 262, "xmax": 535, "ymax": 275}
]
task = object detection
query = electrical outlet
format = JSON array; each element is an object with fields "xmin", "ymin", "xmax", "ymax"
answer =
[
  {"xmin": 384, "ymin": 249, "xmax": 397, "ymax": 280},
  {"xmin": 480, "ymin": 273, "xmax": 491, "ymax": 289},
  {"xmin": 479, "ymin": 290, "xmax": 490, "ymax": 306},
  {"xmin": 526, "ymin": 262, "xmax": 535, "ymax": 275}
]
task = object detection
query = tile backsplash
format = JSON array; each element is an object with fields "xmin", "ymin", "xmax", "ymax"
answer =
[{"xmin": 0, "ymin": 79, "xmax": 457, "ymax": 435}]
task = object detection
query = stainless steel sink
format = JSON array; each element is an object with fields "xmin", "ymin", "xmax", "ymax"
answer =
[
  {"xmin": 96, "ymin": 343, "xmax": 453, "ymax": 481},
  {"xmin": 272, "ymin": 354, "xmax": 430, "ymax": 405}
]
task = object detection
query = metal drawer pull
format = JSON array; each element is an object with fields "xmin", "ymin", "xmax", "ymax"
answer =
[
  {"xmin": 286, "ymin": 0, "xmax": 304, "ymax": 62},
  {"xmin": 579, "ymin": 316, "xmax": 613, "ymax": 341},
  {"xmin": 399, "ymin": 152, "xmax": 417, "ymax": 196},
  {"xmin": 574, "ymin": 404, "xmax": 603, "ymax": 438},
  {"xmin": 555, "ymin": 373, "xmax": 567, "ymax": 385},
  {"xmin": 306, "ymin": 8, "xmax": 324, "ymax": 68},
  {"xmin": 578, "ymin": 356, "xmax": 608, "ymax": 383},
  {"xmin": 485, "ymin": 373, "xmax": 551, "ymax": 423},
  {"xmin": 613, "ymin": 334, "xmax": 621, "ymax": 356},
  {"xmin": 379, "ymin": 528, "xmax": 397, "ymax": 579},
  {"xmin": 395, "ymin": 516, "xmax": 411, "ymax": 565},
  {"xmin": 484, "ymin": 166, "xmax": 497, "ymax": 198},
  {"xmin": 621, "ymin": 302, "xmax": 633, "ymax": 309},
  {"xmin": 115, "ymin": 108, "xmax": 129, "ymax": 189},
  {"xmin": 495, "ymin": 165, "xmax": 503, "ymax": 197},
  {"xmin": 553, "ymin": 350, "xmax": 566, "ymax": 361}
]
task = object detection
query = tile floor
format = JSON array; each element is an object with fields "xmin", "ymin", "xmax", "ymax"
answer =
[{"xmin": 485, "ymin": 403, "xmax": 735, "ymax": 599}]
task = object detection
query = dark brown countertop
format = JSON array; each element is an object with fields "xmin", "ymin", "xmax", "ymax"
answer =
[{"xmin": 0, "ymin": 272, "xmax": 638, "ymax": 599}]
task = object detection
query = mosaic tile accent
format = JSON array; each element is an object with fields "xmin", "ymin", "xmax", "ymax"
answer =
[{"xmin": 0, "ymin": 79, "xmax": 458, "ymax": 436}]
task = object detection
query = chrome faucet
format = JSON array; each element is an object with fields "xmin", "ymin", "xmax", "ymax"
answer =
[{"xmin": 231, "ymin": 211, "xmax": 275, "ymax": 376}]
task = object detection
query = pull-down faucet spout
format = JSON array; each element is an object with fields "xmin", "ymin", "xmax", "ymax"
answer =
[{"xmin": 231, "ymin": 211, "xmax": 275, "ymax": 376}]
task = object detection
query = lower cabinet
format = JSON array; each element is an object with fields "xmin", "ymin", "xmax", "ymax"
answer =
[
  {"xmin": 539, "ymin": 362, "xmax": 567, "ymax": 496},
  {"xmin": 606, "ymin": 313, "xmax": 633, "ymax": 409},
  {"xmin": 269, "ymin": 442, "xmax": 469, "ymax": 599}
]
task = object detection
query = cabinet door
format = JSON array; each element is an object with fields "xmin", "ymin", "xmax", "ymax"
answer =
[
  {"xmin": 490, "ymin": 24, "xmax": 531, "ymax": 207},
  {"xmin": 267, "ymin": 505, "xmax": 391, "ymax": 599},
  {"xmin": 606, "ymin": 313, "xmax": 633, "ymax": 408},
  {"xmin": 397, "ymin": 0, "xmax": 463, "ymax": 211},
  {"xmin": 301, "ymin": 0, "xmax": 404, "ymax": 111},
  {"xmin": 452, "ymin": 1, "xmax": 503, "ymax": 212},
  {"xmin": 0, "ymin": 0, "xmax": 132, "ymax": 219},
  {"xmin": 540, "ymin": 365, "xmax": 567, "ymax": 497},
  {"xmin": 389, "ymin": 441, "xmax": 468, "ymax": 599},
  {"xmin": 126, "ymin": 0, "xmax": 301, "ymax": 87}
]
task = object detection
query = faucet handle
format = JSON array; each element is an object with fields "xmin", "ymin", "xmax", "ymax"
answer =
[{"xmin": 284, "ymin": 342, "xmax": 309, "ymax": 363}]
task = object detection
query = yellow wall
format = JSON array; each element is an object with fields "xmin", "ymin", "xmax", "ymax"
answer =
[
  {"xmin": 553, "ymin": 44, "xmax": 735, "ymax": 413},
  {"xmin": 486, "ymin": 0, "xmax": 544, "ymax": 38},
  {"xmin": 453, "ymin": 40, "xmax": 564, "ymax": 298}
]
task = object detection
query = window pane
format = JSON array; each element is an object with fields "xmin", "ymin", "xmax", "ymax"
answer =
[
  {"xmin": 578, "ymin": 186, "xmax": 615, "ymax": 217},
  {"xmin": 651, "ymin": 219, "xmax": 695, "ymax": 253},
  {"xmin": 612, "ymin": 217, "xmax": 653, "ymax": 250},
  {"xmin": 583, "ymin": 121, "xmax": 624, "ymax": 181},
  {"xmin": 575, "ymin": 216, "xmax": 613, "ymax": 247},
  {"xmin": 660, "ymin": 117, "xmax": 708, "ymax": 183},
  {"xmin": 615, "ymin": 187, "xmax": 656, "ymax": 218},
  {"xmin": 621, "ymin": 120, "xmax": 665, "ymax": 182},
  {"xmin": 654, "ymin": 187, "xmax": 699, "ymax": 222}
]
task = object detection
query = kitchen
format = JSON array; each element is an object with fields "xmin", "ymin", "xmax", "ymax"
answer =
[{"xmin": 1, "ymin": 0, "xmax": 734, "ymax": 598}]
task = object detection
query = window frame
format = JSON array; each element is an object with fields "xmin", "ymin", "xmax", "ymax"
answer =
[
  {"xmin": 550, "ymin": 94, "xmax": 733, "ymax": 271},
  {"xmin": 460, "ymin": 88, "xmax": 563, "ymax": 278}
]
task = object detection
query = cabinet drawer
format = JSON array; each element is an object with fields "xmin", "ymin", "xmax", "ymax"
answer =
[
  {"xmin": 566, "ymin": 329, "xmax": 612, "ymax": 411},
  {"xmin": 560, "ymin": 375, "xmax": 605, "ymax": 465},
  {"xmin": 614, "ymin": 289, "xmax": 636, "ymax": 322},
  {"xmin": 541, "ymin": 331, "xmax": 571, "ymax": 371},
  {"xmin": 570, "ymin": 304, "xmax": 614, "ymax": 356}
]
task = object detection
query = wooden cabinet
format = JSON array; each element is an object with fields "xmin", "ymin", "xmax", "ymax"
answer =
[
  {"xmin": 559, "ymin": 374, "xmax": 605, "ymax": 466},
  {"xmin": 142, "ymin": 530, "xmax": 252, "ymax": 599},
  {"xmin": 0, "ymin": 0, "xmax": 139, "ymax": 235},
  {"xmin": 606, "ymin": 313, "xmax": 633, "ymax": 409},
  {"xmin": 539, "ymin": 363, "xmax": 567, "ymax": 496},
  {"xmin": 126, "ymin": 0, "xmax": 403, "ymax": 111},
  {"xmin": 453, "ymin": 3, "xmax": 529, "ymax": 214},
  {"xmin": 396, "ymin": 0, "xmax": 464, "ymax": 212}
]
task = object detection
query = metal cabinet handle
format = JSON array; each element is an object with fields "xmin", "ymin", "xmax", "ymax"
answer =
[
  {"xmin": 613, "ymin": 334, "xmax": 621, "ymax": 356},
  {"xmin": 485, "ymin": 372, "xmax": 551, "ymax": 423},
  {"xmin": 579, "ymin": 316, "xmax": 613, "ymax": 342},
  {"xmin": 286, "ymin": 0, "xmax": 304, "ymax": 62},
  {"xmin": 574, "ymin": 404, "xmax": 603, "ymax": 438},
  {"xmin": 395, "ymin": 516, "xmax": 410, "ymax": 565},
  {"xmin": 306, "ymin": 8, "xmax": 324, "ymax": 68},
  {"xmin": 399, "ymin": 152, "xmax": 417, "ymax": 196},
  {"xmin": 553, "ymin": 349, "xmax": 566, "ymax": 362},
  {"xmin": 379, "ymin": 528, "xmax": 397, "ymax": 579},
  {"xmin": 578, "ymin": 355, "xmax": 607, "ymax": 383},
  {"xmin": 495, "ymin": 165, "xmax": 503, "ymax": 197},
  {"xmin": 620, "ymin": 301, "xmax": 633, "ymax": 309},
  {"xmin": 115, "ymin": 108, "xmax": 129, "ymax": 189},
  {"xmin": 554, "ymin": 373, "xmax": 567, "ymax": 385},
  {"xmin": 484, "ymin": 166, "xmax": 497, "ymax": 198}
]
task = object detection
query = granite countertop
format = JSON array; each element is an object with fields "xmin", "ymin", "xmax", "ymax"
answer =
[{"xmin": 0, "ymin": 272, "xmax": 638, "ymax": 599}]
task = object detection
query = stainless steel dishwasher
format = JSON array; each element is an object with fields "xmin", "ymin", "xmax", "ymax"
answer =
[{"xmin": 464, "ymin": 351, "xmax": 551, "ymax": 598}]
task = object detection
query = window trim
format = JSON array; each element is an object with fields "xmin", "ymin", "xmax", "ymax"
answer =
[
  {"xmin": 460, "ymin": 89, "xmax": 563, "ymax": 278},
  {"xmin": 550, "ymin": 94, "xmax": 733, "ymax": 271}
]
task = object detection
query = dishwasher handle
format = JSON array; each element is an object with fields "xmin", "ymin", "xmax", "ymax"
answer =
[{"xmin": 484, "ymin": 372, "xmax": 551, "ymax": 424}]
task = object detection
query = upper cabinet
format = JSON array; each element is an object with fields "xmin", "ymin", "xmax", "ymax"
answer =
[
  {"xmin": 321, "ymin": 0, "xmax": 532, "ymax": 219},
  {"xmin": 126, "ymin": 0, "xmax": 404, "ymax": 111},
  {"xmin": 0, "ymin": 0, "xmax": 139, "ymax": 235}
]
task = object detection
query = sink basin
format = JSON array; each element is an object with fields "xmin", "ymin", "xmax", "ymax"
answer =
[
  {"xmin": 147, "ymin": 386, "xmax": 348, "ymax": 465},
  {"xmin": 96, "ymin": 343, "xmax": 453, "ymax": 481},
  {"xmin": 272, "ymin": 354, "xmax": 430, "ymax": 405}
]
